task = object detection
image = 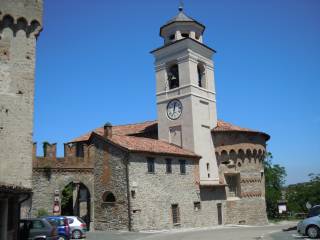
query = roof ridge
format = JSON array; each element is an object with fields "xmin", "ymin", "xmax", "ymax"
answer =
[{"xmin": 112, "ymin": 120, "xmax": 157, "ymax": 127}]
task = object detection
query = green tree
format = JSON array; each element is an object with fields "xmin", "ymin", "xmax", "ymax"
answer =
[
  {"xmin": 264, "ymin": 152, "xmax": 287, "ymax": 219},
  {"xmin": 61, "ymin": 183, "xmax": 73, "ymax": 215},
  {"xmin": 36, "ymin": 208, "xmax": 48, "ymax": 217},
  {"xmin": 286, "ymin": 173, "xmax": 320, "ymax": 214}
]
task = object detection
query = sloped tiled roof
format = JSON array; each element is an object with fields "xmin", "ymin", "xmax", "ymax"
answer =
[
  {"xmin": 108, "ymin": 135, "xmax": 199, "ymax": 158},
  {"xmin": 214, "ymin": 120, "xmax": 270, "ymax": 140},
  {"xmin": 71, "ymin": 119, "xmax": 269, "ymax": 156},
  {"xmin": 72, "ymin": 120, "xmax": 157, "ymax": 142}
]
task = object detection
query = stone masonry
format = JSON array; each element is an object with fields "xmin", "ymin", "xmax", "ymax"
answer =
[
  {"xmin": 0, "ymin": 1, "xmax": 43, "ymax": 239},
  {"xmin": 0, "ymin": 0, "xmax": 43, "ymax": 189},
  {"xmin": 128, "ymin": 153, "xmax": 227, "ymax": 231},
  {"xmin": 92, "ymin": 136, "xmax": 130, "ymax": 231}
]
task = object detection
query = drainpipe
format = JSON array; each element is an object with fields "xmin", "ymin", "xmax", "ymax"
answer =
[{"xmin": 124, "ymin": 152, "xmax": 132, "ymax": 231}]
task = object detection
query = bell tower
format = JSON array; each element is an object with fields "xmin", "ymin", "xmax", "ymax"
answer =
[{"xmin": 151, "ymin": 6, "xmax": 219, "ymax": 185}]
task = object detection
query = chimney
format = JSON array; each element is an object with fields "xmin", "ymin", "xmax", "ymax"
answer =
[{"xmin": 104, "ymin": 122, "xmax": 112, "ymax": 138}]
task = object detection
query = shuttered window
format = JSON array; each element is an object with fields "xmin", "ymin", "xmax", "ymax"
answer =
[
  {"xmin": 179, "ymin": 160, "xmax": 186, "ymax": 174},
  {"xmin": 166, "ymin": 159, "xmax": 172, "ymax": 173},
  {"xmin": 147, "ymin": 158, "xmax": 155, "ymax": 173}
]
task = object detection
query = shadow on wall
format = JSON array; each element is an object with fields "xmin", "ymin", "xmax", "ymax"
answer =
[{"xmin": 200, "ymin": 187, "xmax": 226, "ymax": 201}]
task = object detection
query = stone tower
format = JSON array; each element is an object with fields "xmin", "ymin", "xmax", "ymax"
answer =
[
  {"xmin": 151, "ymin": 7, "xmax": 219, "ymax": 185},
  {"xmin": 0, "ymin": 0, "xmax": 43, "ymax": 190}
]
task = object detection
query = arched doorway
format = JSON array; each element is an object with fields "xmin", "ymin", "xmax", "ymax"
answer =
[{"xmin": 61, "ymin": 182, "xmax": 91, "ymax": 229}]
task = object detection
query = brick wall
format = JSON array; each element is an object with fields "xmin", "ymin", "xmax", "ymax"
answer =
[{"xmin": 92, "ymin": 138, "xmax": 130, "ymax": 231}]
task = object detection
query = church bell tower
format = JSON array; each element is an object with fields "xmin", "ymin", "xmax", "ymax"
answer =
[{"xmin": 151, "ymin": 6, "xmax": 220, "ymax": 185}]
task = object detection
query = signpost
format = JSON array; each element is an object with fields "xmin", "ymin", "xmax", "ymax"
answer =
[{"xmin": 53, "ymin": 189, "xmax": 61, "ymax": 215}]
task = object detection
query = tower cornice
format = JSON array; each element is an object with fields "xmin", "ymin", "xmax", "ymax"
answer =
[{"xmin": 151, "ymin": 37, "xmax": 216, "ymax": 55}]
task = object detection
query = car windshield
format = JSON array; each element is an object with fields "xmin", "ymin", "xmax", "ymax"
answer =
[
  {"xmin": 308, "ymin": 206, "xmax": 320, "ymax": 217},
  {"xmin": 48, "ymin": 218, "xmax": 65, "ymax": 226}
]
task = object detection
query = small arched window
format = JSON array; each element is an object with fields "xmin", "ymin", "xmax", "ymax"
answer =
[
  {"xmin": 169, "ymin": 34, "xmax": 175, "ymax": 41},
  {"xmin": 102, "ymin": 191, "xmax": 116, "ymax": 203},
  {"xmin": 181, "ymin": 33, "xmax": 189, "ymax": 38},
  {"xmin": 2, "ymin": 15, "xmax": 14, "ymax": 28},
  {"xmin": 197, "ymin": 63, "xmax": 206, "ymax": 88},
  {"xmin": 167, "ymin": 64, "xmax": 179, "ymax": 89}
]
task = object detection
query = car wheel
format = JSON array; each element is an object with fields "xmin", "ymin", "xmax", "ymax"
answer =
[
  {"xmin": 72, "ymin": 229, "xmax": 82, "ymax": 239},
  {"xmin": 307, "ymin": 225, "xmax": 320, "ymax": 239}
]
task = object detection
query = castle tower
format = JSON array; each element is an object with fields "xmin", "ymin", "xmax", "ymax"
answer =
[
  {"xmin": 151, "ymin": 7, "xmax": 219, "ymax": 185},
  {"xmin": 0, "ymin": 1, "xmax": 43, "ymax": 239}
]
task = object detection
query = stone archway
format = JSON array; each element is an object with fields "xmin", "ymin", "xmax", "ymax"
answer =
[{"xmin": 61, "ymin": 182, "xmax": 91, "ymax": 229}]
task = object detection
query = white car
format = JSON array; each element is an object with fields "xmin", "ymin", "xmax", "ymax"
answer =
[{"xmin": 66, "ymin": 216, "xmax": 87, "ymax": 239}]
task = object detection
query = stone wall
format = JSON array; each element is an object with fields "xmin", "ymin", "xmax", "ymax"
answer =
[
  {"xmin": 92, "ymin": 137, "xmax": 130, "ymax": 231},
  {"xmin": 31, "ymin": 169, "xmax": 94, "ymax": 218},
  {"xmin": 128, "ymin": 153, "xmax": 226, "ymax": 231},
  {"xmin": 214, "ymin": 131, "xmax": 268, "ymax": 225},
  {"xmin": 0, "ymin": 0, "xmax": 42, "ymax": 190},
  {"xmin": 225, "ymin": 198, "xmax": 268, "ymax": 225}
]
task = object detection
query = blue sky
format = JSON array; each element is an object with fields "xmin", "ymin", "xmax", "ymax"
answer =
[{"xmin": 34, "ymin": 0, "xmax": 320, "ymax": 184}]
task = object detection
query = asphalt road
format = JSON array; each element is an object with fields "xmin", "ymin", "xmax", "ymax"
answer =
[
  {"xmin": 86, "ymin": 223, "xmax": 308, "ymax": 240},
  {"xmin": 267, "ymin": 230, "xmax": 320, "ymax": 240}
]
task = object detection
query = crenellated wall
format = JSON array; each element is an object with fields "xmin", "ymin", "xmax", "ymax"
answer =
[
  {"xmin": 32, "ymin": 142, "xmax": 94, "ymax": 169},
  {"xmin": 30, "ymin": 142, "xmax": 95, "ymax": 225}
]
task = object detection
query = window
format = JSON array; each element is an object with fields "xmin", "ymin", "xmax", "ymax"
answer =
[
  {"xmin": 76, "ymin": 142, "xmax": 84, "ymax": 157},
  {"xmin": 171, "ymin": 204, "xmax": 180, "ymax": 224},
  {"xmin": 197, "ymin": 63, "xmax": 206, "ymax": 88},
  {"xmin": 179, "ymin": 160, "xmax": 186, "ymax": 174},
  {"xmin": 167, "ymin": 64, "xmax": 179, "ymax": 89},
  {"xmin": 166, "ymin": 159, "xmax": 172, "ymax": 174},
  {"xmin": 225, "ymin": 175, "xmax": 239, "ymax": 197},
  {"xmin": 194, "ymin": 202, "xmax": 201, "ymax": 211},
  {"xmin": 181, "ymin": 33, "xmax": 189, "ymax": 38},
  {"xmin": 206, "ymin": 163, "xmax": 210, "ymax": 171},
  {"xmin": 147, "ymin": 158, "xmax": 155, "ymax": 173},
  {"xmin": 102, "ymin": 191, "xmax": 116, "ymax": 203},
  {"xmin": 131, "ymin": 190, "xmax": 136, "ymax": 199},
  {"xmin": 31, "ymin": 220, "xmax": 45, "ymax": 229},
  {"xmin": 308, "ymin": 206, "xmax": 320, "ymax": 218},
  {"xmin": 67, "ymin": 218, "xmax": 74, "ymax": 224}
]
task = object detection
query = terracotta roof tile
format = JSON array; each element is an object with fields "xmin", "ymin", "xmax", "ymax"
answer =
[
  {"xmin": 70, "ymin": 119, "xmax": 269, "ymax": 156},
  {"xmin": 213, "ymin": 120, "xmax": 270, "ymax": 140},
  {"xmin": 71, "ymin": 120, "xmax": 157, "ymax": 142},
  {"xmin": 108, "ymin": 135, "xmax": 199, "ymax": 158},
  {"xmin": 214, "ymin": 120, "xmax": 255, "ymax": 132}
]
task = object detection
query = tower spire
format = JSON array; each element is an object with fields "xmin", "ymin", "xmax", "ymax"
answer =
[{"xmin": 178, "ymin": 0, "xmax": 184, "ymax": 12}]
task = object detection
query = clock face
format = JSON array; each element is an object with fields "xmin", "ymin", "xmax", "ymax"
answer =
[{"xmin": 167, "ymin": 99, "xmax": 182, "ymax": 120}]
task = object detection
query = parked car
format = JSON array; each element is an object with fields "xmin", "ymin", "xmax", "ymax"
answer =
[
  {"xmin": 46, "ymin": 216, "xmax": 70, "ymax": 240},
  {"xmin": 297, "ymin": 206, "xmax": 320, "ymax": 239},
  {"xmin": 66, "ymin": 216, "xmax": 87, "ymax": 239},
  {"xmin": 20, "ymin": 218, "xmax": 58, "ymax": 240},
  {"xmin": 308, "ymin": 205, "xmax": 320, "ymax": 218}
]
